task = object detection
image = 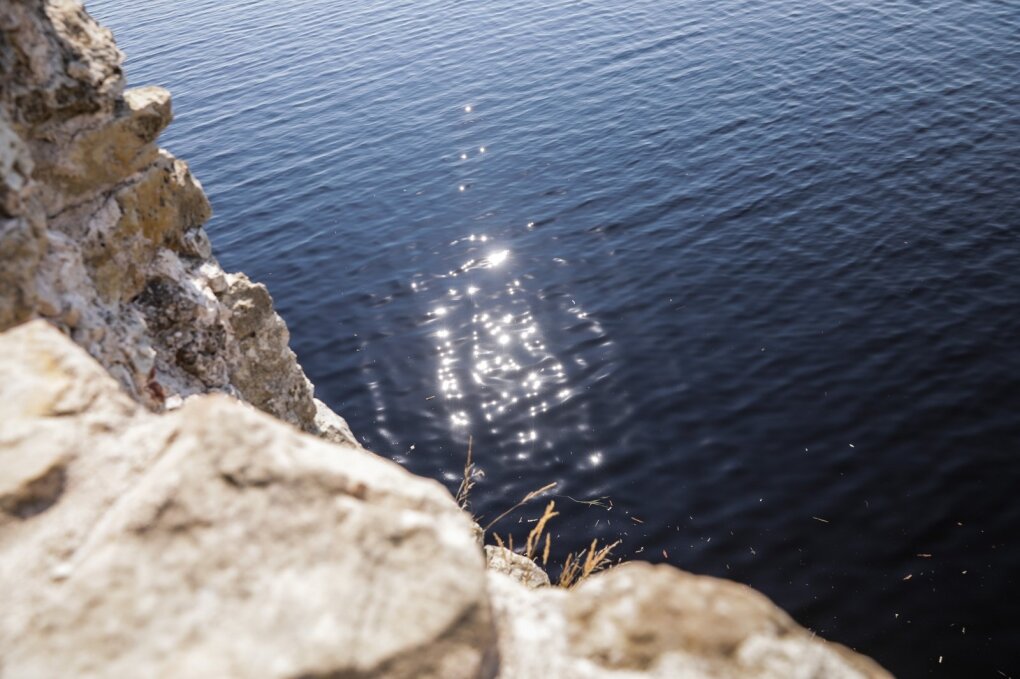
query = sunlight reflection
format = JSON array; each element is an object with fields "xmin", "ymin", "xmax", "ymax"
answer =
[
  {"xmin": 419, "ymin": 235, "xmax": 604, "ymax": 459},
  {"xmin": 488, "ymin": 249, "xmax": 509, "ymax": 267}
]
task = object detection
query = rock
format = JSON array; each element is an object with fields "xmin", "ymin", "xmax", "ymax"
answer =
[
  {"xmin": 485, "ymin": 563, "xmax": 893, "ymax": 679},
  {"xmin": 33, "ymin": 86, "xmax": 173, "ymax": 203},
  {"xmin": 0, "ymin": 321, "xmax": 497, "ymax": 679},
  {"xmin": 485, "ymin": 545, "xmax": 551, "ymax": 589},
  {"xmin": 0, "ymin": 0, "xmax": 123, "ymax": 129},
  {"xmin": 0, "ymin": 111, "xmax": 45, "ymax": 330},
  {"xmin": 314, "ymin": 397, "xmax": 362, "ymax": 447},
  {"xmin": 0, "ymin": 0, "xmax": 344, "ymax": 438},
  {"xmin": 565, "ymin": 563, "xmax": 892, "ymax": 678},
  {"xmin": 220, "ymin": 272, "xmax": 318, "ymax": 431}
]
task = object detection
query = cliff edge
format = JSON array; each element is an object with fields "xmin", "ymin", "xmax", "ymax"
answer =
[{"xmin": 0, "ymin": 3, "xmax": 892, "ymax": 677}]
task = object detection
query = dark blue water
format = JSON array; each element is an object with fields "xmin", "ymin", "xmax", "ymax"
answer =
[{"xmin": 87, "ymin": 0, "xmax": 1020, "ymax": 675}]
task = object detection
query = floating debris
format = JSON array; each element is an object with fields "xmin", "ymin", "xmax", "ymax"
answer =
[
  {"xmin": 812, "ymin": 516, "xmax": 830, "ymax": 524},
  {"xmin": 903, "ymin": 574, "xmax": 913, "ymax": 581}
]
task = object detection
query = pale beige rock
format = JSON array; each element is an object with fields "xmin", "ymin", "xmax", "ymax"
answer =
[
  {"xmin": 485, "ymin": 545, "xmax": 551, "ymax": 589},
  {"xmin": 220, "ymin": 272, "xmax": 319, "ymax": 431},
  {"xmin": 484, "ymin": 562, "xmax": 892, "ymax": 679},
  {"xmin": 32, "ymin": 85, "xmax": 172, "ymax": 203},
  {"xmin": 0, "ymin": 321, "xmax": 496, "ymax": 679},
  {"xmin": 578, "ymin": 563, "xmax": 892, "ymax": 677},
  {"xmin": 314, "ymin": 396, "xmax": 363, "ymax": 447}
]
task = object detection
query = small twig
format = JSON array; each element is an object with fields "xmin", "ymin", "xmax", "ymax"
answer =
[{"xmin": 556, "ymin": 494, "xmax": 612, "ymax": 510}]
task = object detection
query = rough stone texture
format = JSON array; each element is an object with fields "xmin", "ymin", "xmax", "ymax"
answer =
[
  {"xmin": 0, "ymin": 321, "xmax": 495, "ymax": 679},
  {"xmin": 485, "ymin": 545, "xmax": 551, "ymax": 589},
  {"xmin": 487, "ymin": 565, "xmax": 893, "ymax": 679},
  {"xmin": 0, "ymin": 109, "xmax": 45, "ymax": 329},
  {"xmin": 219, "ymin": 272, "xmax": 318, "ymax": 430},
  {"xmin": 0, "ymin": 0, "xmax": 356, "ymax": 440},
  {"xmin": 315, "ymin": 396, "xmax": 364, "ymax": 448}
]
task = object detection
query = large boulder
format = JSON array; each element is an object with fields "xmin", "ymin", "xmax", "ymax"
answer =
[
  {"xmin": 486, "ymin": 564, "xmax": 892, "ymax": 679},
  {"xmin": 0, "ymin": 321, "xmax": 496, "ymax": 678}
]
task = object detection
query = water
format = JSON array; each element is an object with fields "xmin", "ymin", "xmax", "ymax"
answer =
[{"xmin": 86, "ymin": 1, "xmax": 1020, "ymax": 675}]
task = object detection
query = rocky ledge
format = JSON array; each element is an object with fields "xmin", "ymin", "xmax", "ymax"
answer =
[{"xmin": 0, "ymin": 2, "xmax": 892, "ymax": 677}]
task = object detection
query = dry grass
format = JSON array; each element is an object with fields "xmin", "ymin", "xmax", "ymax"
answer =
[
  {"xmin": 524, "ymin": 501, "xmax": 558, "ymax": 564},
  {"xmin": 458, "ymin": 445, "xmax": 621, "ymax": 587},
  {"xmin": 482, "ymin": 481, "xmax": 558, "ymax": 532},
  {"xmin": 455, "ymin": 436, "xmax": 477, "ymax": 510},
  {"xmin": 493, "ymin": 499, "xmax": 621, "ymax": 587},
  {"xmin": 557, "ymin": 537, "xmax": 621, "ymax": 588}
]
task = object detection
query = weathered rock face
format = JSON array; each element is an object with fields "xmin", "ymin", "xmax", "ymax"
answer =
[
  {"xmin": 0, "ymin": 0, "xmax": 350, "ymax": 439},
  {"xmin": 0, "ymin": 321, "xmax": 495, "ymax": 679},
  {"xmin": 488, "ymin": 564, "xmax": 892, "ymax": 679},
  {"xmin": 0, "ymin": 2, "xmax": 893, "ymax": 678}
]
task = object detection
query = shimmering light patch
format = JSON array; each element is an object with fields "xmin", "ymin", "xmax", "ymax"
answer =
[
  {"xmin": 464, "ymin": 105, "xmax": 472, "ymax": 113},
  {"xmin": 479, "ymin": 146, "xmax": 486, "ymax": 153},
  {"xmin": 421, "ymin": 237, "xmax": 603, "ymax": 461}
]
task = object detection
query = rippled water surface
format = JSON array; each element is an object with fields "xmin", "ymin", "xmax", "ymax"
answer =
[{"xmin": 88, "ymin": 0, "xmax": 1020, "ymax": 674}]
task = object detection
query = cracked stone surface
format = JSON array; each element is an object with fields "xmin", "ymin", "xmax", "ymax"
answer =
[
  {"xmin": 0, "ymin": 321, "xmax": 495, "ymax": 679},
  {"xmin": 0, "ymin": 0, "xmax": 355, "ymax": 438}
]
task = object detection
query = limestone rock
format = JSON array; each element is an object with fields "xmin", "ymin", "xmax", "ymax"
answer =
[
  {"xmin": 485, "ymin": 545, "xmax": 551, "ymax": 589},
  {"xmin": 314, "ymin": 397, "xmax": 363, "ymax": 448},
  {"xmin": 485, "ymin": 563, "xmax": 892, "ymax": 679},
  {"xmin": 220, "ymin": 272, "xmax": 318, "ymax": 431},
  {"xmin": 565, "ymin": 563, "xmax": 892, "ymax": 678},
  {"xmin": 0, "ymin": 0, "xmax": 123, "ymax": 129},
  {"xmin": 32, "ymin": 86, "xmax": 172, "ymax": 204},
  {"xmin": 0, "ymin": 321, "xmax": 496, "ymax": 679},
  {"xmin": 0, "ymin": 111, "xmax": 45, "ymax": 329},
  {"xmin": 0, "ymin": 0, "xmax": 346, "ymax": 439}
]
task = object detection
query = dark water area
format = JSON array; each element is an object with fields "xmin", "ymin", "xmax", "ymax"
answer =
[{"xmin": 87, "ymin": 0, "xmax": 1020, "ymax": 675}]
